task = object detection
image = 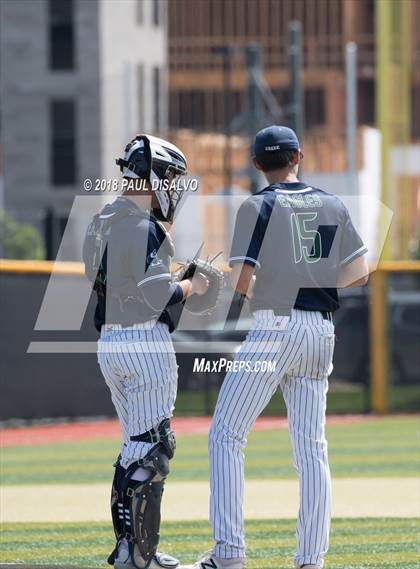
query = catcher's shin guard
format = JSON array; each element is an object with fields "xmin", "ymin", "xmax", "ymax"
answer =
[
  {"xmin": 108, "ymin": 456, "xmax": 127, "ymax": 565},
  {"xmin": 108, "ymin": 421, "xmax": 176, "ymax": 568}
]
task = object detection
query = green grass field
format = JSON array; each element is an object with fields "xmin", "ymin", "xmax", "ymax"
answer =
[
  {"xmin": 1, "ymin": 519, "xmax": 419, "ymax": 568},
  {"xmin": 1, "ymin": 416, "xmax": 419, "ymax": 567},
  {"xmin": 175, "ymin": 385, "xmax": 420, "ymax": 415},
  {"xmin": 1, "ymin": 416, "xmax": 418, "ymax": 485}
]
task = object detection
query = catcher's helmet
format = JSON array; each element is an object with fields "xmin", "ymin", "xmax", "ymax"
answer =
[{"xmin": 116, "ymin": 134, "xmax": 188, "ymax": 223}]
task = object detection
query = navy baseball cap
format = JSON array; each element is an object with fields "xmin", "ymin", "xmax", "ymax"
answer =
[{"xmin": 253, "ymin": 125, "xmax": 300, "ymax": 157}]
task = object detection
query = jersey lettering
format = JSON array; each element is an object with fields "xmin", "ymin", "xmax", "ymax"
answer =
[
  {"xmin": 291, "ymin": 212, "xmax": 322, "ymax": 264},
  {"xmin": 276, "ymin": 193, "xmax": 323, "ymax": 209}
]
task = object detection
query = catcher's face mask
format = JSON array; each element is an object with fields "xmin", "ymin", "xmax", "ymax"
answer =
[{"xmin": 116, "ymin": 134, "xmax": 188, "ymax": 224}]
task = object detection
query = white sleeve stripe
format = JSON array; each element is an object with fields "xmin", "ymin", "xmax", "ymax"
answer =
[
  {"xmin": 137, "ymin": 273, "xmax": 171, "ymax": 287},
  {"xmin": 340, "ymin": 245, "xmax": 368, "ymax": 265},
  {"xmin": 229, "ymin": 256, "xmax": 261, "ymax": 269}
]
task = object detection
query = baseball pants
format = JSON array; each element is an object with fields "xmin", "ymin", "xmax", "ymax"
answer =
[
  {"xmin": 209, "ymin": 308, "xmax": 334, "ymax": 568},
  {"xmin": 97, "ymin": 321, "xmax": 178, "ymax": 469}
]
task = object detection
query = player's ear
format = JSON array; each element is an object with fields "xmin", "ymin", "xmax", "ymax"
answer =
[
  {"xmin": 252, "ymin": 157, "xmax": 262, "ymax": 171},
  {"xmin": 292, "ymin": 150, "xmax": 300, "ymax": 166}
]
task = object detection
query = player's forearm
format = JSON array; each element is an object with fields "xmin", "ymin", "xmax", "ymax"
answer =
[
  {"xmin": 339, "ymin": 275, "xmax": 369, "ymax": 288},
  {"xmin": 232, "ymin": 275, "xmax": 256, "ymax": 298},
  {"xmin": 337, "ymin": 267, "xmax": 369, "ymax": 287},
  {"xmin": 337, "ymin": 257, "xmax": 369, "ymax": 288},
  {"xmin": 177, "ymin": 279, "xmax": 193, "ymax": 299},
  {"xmin": 229, "ymin": 264, "xmax": 256, "ymax": 297}
]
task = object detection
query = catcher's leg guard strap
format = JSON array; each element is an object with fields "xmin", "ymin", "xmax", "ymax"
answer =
[
  {"xmin": 108, "ymin": 456, "xmax": 126, "ymax": 565},
  {"xmin": 122, "ymin": 436, "xmax": 176, "ymax": 568},
  {"xmin": 129, "ymin": 419, "xmax": 176, "ymax": 460}
]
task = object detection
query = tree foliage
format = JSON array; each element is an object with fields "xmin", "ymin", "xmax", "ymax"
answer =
[{"xmin": 0, "ymin": 211, "xmax": 45, "ymax": 259}]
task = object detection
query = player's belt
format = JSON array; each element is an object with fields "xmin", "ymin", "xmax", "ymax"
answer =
[
  {"xmin": 103, "ymin": 320, "xmax": 159, "ymax": 331},
  {"xmin": 271, "ymin": 308, "xmax": 332, "ymax": 321}
]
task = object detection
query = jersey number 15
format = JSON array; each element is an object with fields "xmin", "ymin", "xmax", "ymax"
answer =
[{"xmin": 291, "ymin": 212, "xmax": 322, "ymax": 264}]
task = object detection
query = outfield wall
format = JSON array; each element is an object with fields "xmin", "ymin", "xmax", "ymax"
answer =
[
  {"xmin": 0, "ymin": 270, "xmax": 113, "ymax": 420},
  {"xmin": 1, "ymin": 263, "xmax": 419, "ymax": 420}
]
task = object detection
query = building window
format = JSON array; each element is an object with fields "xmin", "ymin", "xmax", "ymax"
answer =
[
  {"xmin": 50, "ymin": 100, "xmax": 77, "ymax": 186},
  {"xmin": 49, "ymin": 0, "xmax": 75, "ymax": 70},
  {"xmin": 304, "ymin": 88, "xmax": 326, "ymax": 129},
  {"xmin": 44, "ymin": 210, "xmax": 70, "ymax": 259},
  {"xmin": 138, "ymin": 64, "xmax": 144, "ymax": 129},
  {"xmin": 153, "ymin": 67, "xmax": 160, "ymax": 130},
  {"xmin": 153, "ymin": 0, "xmax": 161, "ymax": 26},
  {"xmin": 136, "ymin": 0, "xmax": 143, "ymax": 24},
  {"xmin": 358, "ymin": 79, "xmax": 375, "ymax": 126}
]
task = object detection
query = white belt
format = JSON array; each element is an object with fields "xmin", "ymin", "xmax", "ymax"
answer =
[{"xmin": 103, "ymin": 319, "xmax": 158, "ymax": 332}]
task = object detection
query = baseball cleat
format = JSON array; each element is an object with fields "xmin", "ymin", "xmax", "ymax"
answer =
[
  {"xmin": 179, "ymin": 552, "xmax": 245, "ymax": 569},
  {"xmin": 294, "ymin": 565, "xmax": 322, "ymax": 569},
  {"xmin": 113, "ymin": 541, "xmax": 179, "ymax": 568}
]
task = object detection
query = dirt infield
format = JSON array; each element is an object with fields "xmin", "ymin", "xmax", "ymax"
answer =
[
  {"xmin": 0, "ymin": 415, "xmax": 378, "ymax": 448},
  {"xmin": 2, "ymin": 478, "xmax": 419, "ymax": 522}
]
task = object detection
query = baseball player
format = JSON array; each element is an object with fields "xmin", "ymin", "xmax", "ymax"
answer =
[
  {"xmin": 182, "ymin": 126, "xmax": 369, "ymax": 569},
  {"xmin": 83, "ymin": 134, "xmax": 209, "ymax": 569}
]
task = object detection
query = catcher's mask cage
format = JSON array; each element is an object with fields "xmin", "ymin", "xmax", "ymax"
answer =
[{"xmin": 116, "ymin": 134, "xmax": 188, "ymax": 223}]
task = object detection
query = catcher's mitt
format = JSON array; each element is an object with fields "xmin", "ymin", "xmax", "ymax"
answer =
[{"xmin": 175, "ymin": 257, "xmax": 224, "ymax": 315}]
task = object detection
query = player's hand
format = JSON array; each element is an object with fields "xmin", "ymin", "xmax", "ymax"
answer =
[{"xmin": 190, "ymin": 272, "xmax": 210, "ymax": 296}]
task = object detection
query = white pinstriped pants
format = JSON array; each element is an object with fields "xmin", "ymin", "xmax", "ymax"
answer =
[
  {"xmin": 210, "ymin": 309, "xmax": 334, "ymax": 568},
  {"xmin": 97, "ymin": 321, "xmax": 178, "ymax": 469}
]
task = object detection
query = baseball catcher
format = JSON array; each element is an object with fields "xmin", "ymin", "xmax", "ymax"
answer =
[{"xmin": 83, "ymin": 134, "xmax": 213, "ymax": 569}]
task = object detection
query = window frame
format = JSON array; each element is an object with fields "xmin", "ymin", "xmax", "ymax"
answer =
[{"xmin": 50, "ymin": 99, "xmax": 77, "ymax": 187}]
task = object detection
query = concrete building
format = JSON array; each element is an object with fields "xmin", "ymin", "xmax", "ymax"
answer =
[{"xmin": 0, "ymin": 0, "xmax": 168, "ymax": 259}]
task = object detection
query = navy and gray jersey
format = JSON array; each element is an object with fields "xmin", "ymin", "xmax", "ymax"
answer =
[
  {"xmin": 229, "ymin": 181, "xmax": 367, "ymax": 313},
  {"xmin": 82, "ymin": 197, "xmax": 183, "ymax": 331}
]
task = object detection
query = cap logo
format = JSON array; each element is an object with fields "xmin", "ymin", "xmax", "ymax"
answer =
[{"xmin": 265, "ymin": 145, "xmax": 280, "ymax": 151}]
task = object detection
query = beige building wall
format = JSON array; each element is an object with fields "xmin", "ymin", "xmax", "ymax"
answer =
[{"xmin": 99, "ymin": 0, "xmax": 168, "ymax": 181}]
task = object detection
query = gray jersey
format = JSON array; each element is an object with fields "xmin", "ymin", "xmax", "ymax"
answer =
[
  {"xmin": 229, "ymin": 182, "xmax": 367, "ymax": 313},
  {"xmin": 83, "ymin": 197, "xmax": 182, "ymax": 330}
]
